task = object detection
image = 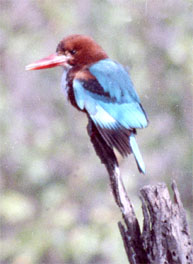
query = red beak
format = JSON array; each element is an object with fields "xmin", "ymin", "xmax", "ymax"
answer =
[{"xmin": 25, "ymin": 53, "xmax": 68, "ymax": 71}]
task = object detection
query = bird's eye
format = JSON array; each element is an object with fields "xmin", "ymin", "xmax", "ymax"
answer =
[{"xmin": 70, "ymin": 50, "xmax": 76, "ymax": 55}]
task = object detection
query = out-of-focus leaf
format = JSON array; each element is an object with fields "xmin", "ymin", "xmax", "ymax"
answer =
[{"xmin": 0, "ymin": 191, "xmax": 34, "ymax": 223}]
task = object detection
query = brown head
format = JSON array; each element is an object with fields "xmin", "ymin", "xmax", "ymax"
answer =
[{"xmin": 26, "ymin": 34, "xmax": 108, "ymax": 71}]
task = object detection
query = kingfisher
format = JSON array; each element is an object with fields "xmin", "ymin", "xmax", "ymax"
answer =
[{"xmin": 26, "ymin": 34, "xmax": 148, "ymax": 177}]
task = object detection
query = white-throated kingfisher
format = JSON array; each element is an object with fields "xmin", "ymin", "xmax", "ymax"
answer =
[{"xmin": 26, "ymin": 34, "xmax": 148, "ymax": 177}]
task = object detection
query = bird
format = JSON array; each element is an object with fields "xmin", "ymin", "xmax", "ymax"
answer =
[{"xmin": 26, "ymin": 34, "xmax": 148, "ymax": 178}]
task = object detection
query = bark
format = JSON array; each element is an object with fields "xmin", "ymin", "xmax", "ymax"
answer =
[{"xmin": 108, "ymin": 169, "xmax": 193, "ymax": 264}]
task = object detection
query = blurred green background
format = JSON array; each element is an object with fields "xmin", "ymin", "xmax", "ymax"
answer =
[{"xmin": 0, "ymin": 0, "xmax": 192, "ymax": 263}]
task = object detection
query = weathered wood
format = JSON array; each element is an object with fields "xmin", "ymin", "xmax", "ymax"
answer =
[{"xmin": 108, "ymin": 168, "xmax": 193, "ymax": 264}]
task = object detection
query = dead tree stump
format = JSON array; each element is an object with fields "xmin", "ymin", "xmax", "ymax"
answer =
[{"xmin": 108, "ymin": 169, "xmax": 193, "ymax": 264}]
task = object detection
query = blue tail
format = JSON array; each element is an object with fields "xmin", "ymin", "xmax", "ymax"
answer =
[{"xmin": 130, "ymin": 134, "xmax": 146, "ymax": 174}]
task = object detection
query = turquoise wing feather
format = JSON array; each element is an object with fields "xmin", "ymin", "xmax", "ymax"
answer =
[{"xmin": 73, "ymin": 59, "xmax": 148, "ymax": 130}]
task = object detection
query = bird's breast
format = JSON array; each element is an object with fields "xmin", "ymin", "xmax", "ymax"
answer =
[
  {"xmin": 61, "ymin": 70, "xmax": 69, "ymax": 97},
  {"xmin": 63, "ymin": 69, "xmax": 84, "ymax": 111}
]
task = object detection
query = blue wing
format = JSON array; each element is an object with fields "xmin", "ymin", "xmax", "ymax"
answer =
[
  {"xmin": 90, "ymin": 58, "xmax": 140, "ymax": 103},
  {"xmin": 72, "ymin": 59, "xmax": 148, "ymax": 173},
  {"xmin": 73, "ymin": 59, "xmax": 148, "ymax": 130}
]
